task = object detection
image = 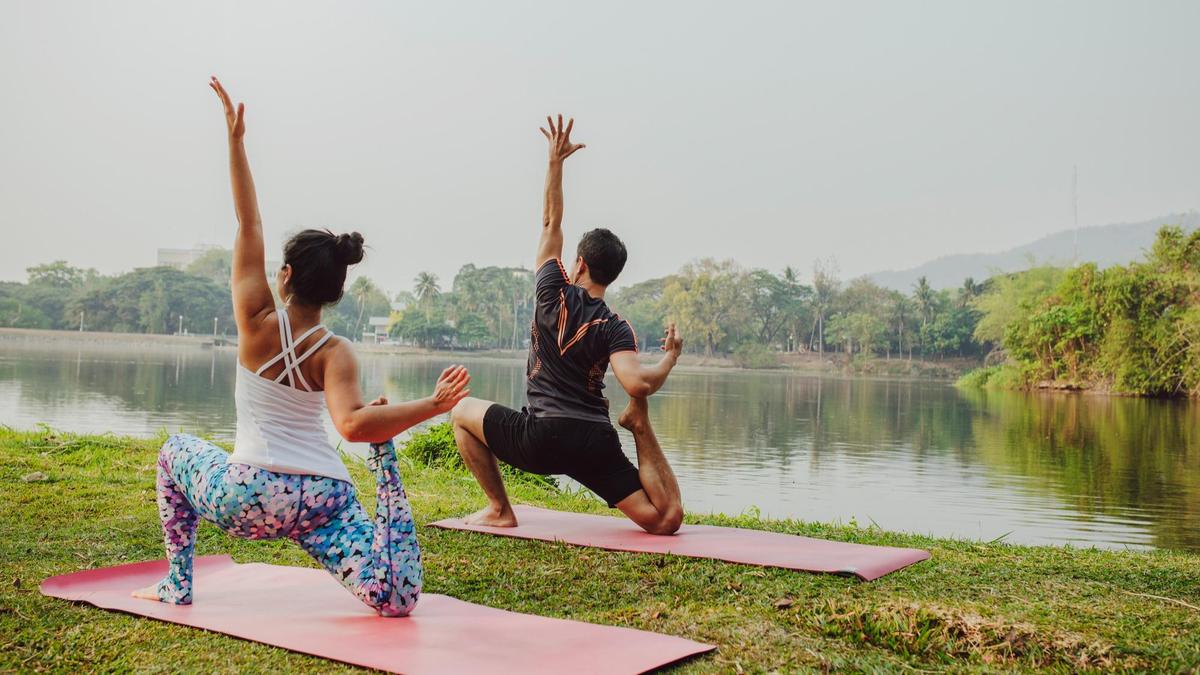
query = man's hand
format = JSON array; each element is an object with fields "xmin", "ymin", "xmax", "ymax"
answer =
[
  {"xmin": 661, "ymin": 322, "xmax": 684, "ymax": 360},
  {"xmin": 209, "ymin": 76, "xmax": 246, "ymax": 141},
  {"xmin": 540, "ymin": 114, "xmax": 585, "ymax": 164}
]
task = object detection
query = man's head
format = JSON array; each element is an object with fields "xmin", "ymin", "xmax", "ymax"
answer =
[{"xmin": 571, "ymin": 228, "xmax": 627, "ymax": 287}]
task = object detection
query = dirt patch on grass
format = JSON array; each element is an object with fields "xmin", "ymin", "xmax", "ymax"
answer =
[{"xmin": 803, "ymin": 599, "xmax": 1140, "ymax": 670}]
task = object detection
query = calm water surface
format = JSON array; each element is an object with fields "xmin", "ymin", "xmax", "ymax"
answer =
[{"xmin": 3, "ymin": 341, "xmax": 1198, "ymax": 551}]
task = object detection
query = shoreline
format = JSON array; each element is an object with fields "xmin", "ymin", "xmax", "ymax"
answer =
[
  {"xmin": 0, "ymin": 326, "xmax": 977, "ymax": 380},
  {"xmin": 4, "ymin": 428, "xmax": 1198, "ymax": 672},
  {"xmin": 956, "ymin": 363, "xmax": 1200, "ymax": 399}
]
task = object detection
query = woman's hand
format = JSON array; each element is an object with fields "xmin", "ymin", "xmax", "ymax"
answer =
[
  {"xmin": 430, "ymin": 365, "xmax": 471, "ymax": 413},
  {"xmin": 209, "ymin": 76, "xmax": 246, "ymax": 141}
]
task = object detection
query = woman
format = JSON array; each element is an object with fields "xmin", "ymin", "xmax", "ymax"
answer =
[{"xmin": 132, "ymin": 77, "xmax": 470, "ymax": 617}]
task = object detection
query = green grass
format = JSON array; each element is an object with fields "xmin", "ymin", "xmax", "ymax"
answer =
[{"xmin": 3, "ymin": 427, "xmax": 1199, "ymax": 673}]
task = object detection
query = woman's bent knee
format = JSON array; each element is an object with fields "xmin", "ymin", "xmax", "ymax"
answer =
[
  {"xmin": 369, "ymin": 585, "xmax": 421, "ymax": 617},
  {"xmin": 377, "ymin": 594, "xmax": 419, "ymax": 618}
]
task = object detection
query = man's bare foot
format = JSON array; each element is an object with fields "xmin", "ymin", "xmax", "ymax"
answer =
[
  {"xmin": 618, "ymin": 397, "xmax": 649, "ymax": 433},
  {"xmin": 131, "ymin": 584, "xmax": 161, "ymax": 601},
  {"xmin": 465, "ymin": 505, "xmax": 518, "ymax": 527}
]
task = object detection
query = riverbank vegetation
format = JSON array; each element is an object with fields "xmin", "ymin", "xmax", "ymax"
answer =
[
  {"xmin": 958, "ymin": 225, "xmax": 1200, "ymax": 396},
  {"xmin": 3, "ymin": 427, "xmax": 1200, "ymax": 672}
]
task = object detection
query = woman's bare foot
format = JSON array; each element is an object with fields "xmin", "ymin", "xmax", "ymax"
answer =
[
  {"xmin": 618, "ymin": 397, "xmax": 649, "ymax": 433},
  {"xmin": 131, "ymin": 584, "xmax": 161, "ymax": 601},
  {"xmin": 465, "ymin": 505, "xmax": 518, "ymax": 527}
]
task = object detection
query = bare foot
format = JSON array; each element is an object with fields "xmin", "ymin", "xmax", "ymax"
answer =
[
  {"xmin": 465, "ymin": 505, "xmax": 518, "ymax": 527},
  {"xmin": 618, "ymin": 397, "xmax": 649, "ymax": 433},
  {"xmin": 131, "ymin": 584, "xmax": 161, "ymax": 602}
]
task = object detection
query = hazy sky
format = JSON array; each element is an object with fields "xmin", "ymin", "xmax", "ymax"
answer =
[{"xmin": 3, "ymin": 1, "xmax": 1199, "ymax": 293}]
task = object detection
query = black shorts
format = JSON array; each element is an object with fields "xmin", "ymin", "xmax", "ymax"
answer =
[{"xmin": 482, "ymin": 403, "xmax": 642, "ymax": 508}]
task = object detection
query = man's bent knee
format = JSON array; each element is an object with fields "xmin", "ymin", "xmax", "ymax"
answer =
[
  {"xmin": 664, "ymin": 505, "xmax": 684, "ymax": 534},
  {"xmin": 451, "ymin": 397, "xmax": 490, "ymax": 426},
  {"xmin": 450, "ymin": 398, "xmax": 471, "ymax": 424},
  {"xmin": 647, "ymin": 505, "xmax": 683, "ymax": 535},
  {"xmin": 622, "ymin": 497, "xmax": 683, "ymax": 535}
]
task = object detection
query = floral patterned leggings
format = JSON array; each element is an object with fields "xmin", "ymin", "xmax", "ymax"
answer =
[{"xmin": 153, "ymin": 434, "xmax": 422, "ymax": 617}]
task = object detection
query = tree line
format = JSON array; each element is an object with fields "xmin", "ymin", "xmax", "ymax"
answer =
[
  {"xmin": 386, "ymin": 258, "xmax": 988, "ymax": 364},
  {"xmin": 8, "ymin": 224, "xmax": 1197, "ymax": 397},
  {"xmin": 0, "ymin": 247, "xmax": 987, "ymax": 360},
  {"xmin": 607, "ymin": 259, "xmax": 985, "ymax": 365},
  {"xmin": 0, "ymin": 260, "xmax": 232, "ymax": 335}
]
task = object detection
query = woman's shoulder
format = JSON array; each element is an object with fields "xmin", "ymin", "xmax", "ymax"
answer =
[{"xmin": 316, "ymin": 333, "xmax": 354, "ymax": 363}]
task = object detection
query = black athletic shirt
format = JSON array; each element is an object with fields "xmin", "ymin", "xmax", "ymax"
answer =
[{"xmin": 526, "ymin": 258, "xmax": 638, "ymax": 423}]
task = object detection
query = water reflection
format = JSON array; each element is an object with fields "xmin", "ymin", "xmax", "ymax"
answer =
[{"xmin": 1, "ymin": 341, "xmax": 1197, "ymax": 551}]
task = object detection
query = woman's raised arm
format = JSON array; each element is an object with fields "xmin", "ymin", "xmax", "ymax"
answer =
[{"xmin": 210, "ymin": 76, "xmax": 274, "ymax": 329}]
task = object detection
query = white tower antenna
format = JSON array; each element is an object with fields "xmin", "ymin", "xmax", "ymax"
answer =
[{"xmin": 1072, "ymin": 165, "xmax": 1078, "ymax": 262}]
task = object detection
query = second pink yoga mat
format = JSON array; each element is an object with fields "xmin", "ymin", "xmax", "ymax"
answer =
[
  {"xmin": 41, "ymin": 555, "xmax": 714, "ymax": 674},
  {"xmin": 430, "ymin": 505, "xmax": 930, "ymax": 581}
]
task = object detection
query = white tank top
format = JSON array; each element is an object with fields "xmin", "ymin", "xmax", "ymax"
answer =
[{"xmin": 228, "ymin": 308, "xmax": 351, "ymax": 483}]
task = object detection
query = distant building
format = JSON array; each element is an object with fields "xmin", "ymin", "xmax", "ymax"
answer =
[
  {"xmin": 363, "ymin": 316, "xmax": 392, "ymax": 343},
  {"xmin": 157, "ymin": 247, "xmax": 212, "ymax": 269},
  {"xmin": 157, "ymin": 246, "xmax": 279, "ymax": 279}
]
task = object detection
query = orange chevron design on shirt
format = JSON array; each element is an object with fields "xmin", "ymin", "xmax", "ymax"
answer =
[{"xmin": 560, "ymin": 318, "xmax": 608, "ymax": 356}]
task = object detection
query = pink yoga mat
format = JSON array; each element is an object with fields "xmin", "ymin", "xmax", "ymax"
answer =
[
  {"xmin": 41, "ymin": 555, "xmax": 714, "ymax": 675},
  {"xmin": 431, "ymin": 505, "xmax": 929, "ymax": 581}
]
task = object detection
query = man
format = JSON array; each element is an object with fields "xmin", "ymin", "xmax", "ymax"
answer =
[{"xmin": 450, "ymin": 114, "xmax": 684, "ymax": 535}]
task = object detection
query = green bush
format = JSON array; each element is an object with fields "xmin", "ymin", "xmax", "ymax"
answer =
[
  {"xmin": 955, "ymin": 364, "xmax": 1026, "ymax": 389},
  {"xmin": 401, "ymin": 422, "xmax": 557, "ymax": 490},
  {"xmin": 955, "ymin": 367, "xmax": 995, "ymax": 388},
  {"xmin": 987, "ymin": 364, "xmax": 1028, "ymax": 389},
  {"xmin": 732, "ymin": 342, "xmax": 781, "ymax": 369}
]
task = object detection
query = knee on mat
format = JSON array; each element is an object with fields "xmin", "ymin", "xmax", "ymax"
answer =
[
  {"xmin": 373, "ymin": 588, "xmax": 420, "ymax": 618},
  {"xmin": 646, "ymin": 506, "xmax": 683, "ymax": 535}
]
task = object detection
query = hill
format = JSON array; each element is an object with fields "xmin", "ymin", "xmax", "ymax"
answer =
[{"xmin": 867, "ymin": 211, "xmax": 1200, "ymax": 290}]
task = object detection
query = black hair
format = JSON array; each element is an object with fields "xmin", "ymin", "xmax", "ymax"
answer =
[
  {"xmin": 281, "ymin": 228, "xmax": 364, "ymax": 306},
  {"xmin": 576, "ymin": 228, "xmax": 627, "ymax": 286}
]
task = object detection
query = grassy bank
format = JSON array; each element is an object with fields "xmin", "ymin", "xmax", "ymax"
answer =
[
  {"xmin": 3, "ymin": 428, "xmax": 1199, "ymax": 672},
  {"xmin": 956, "ymin": 364, "xmax": 1140, "ymax": 395}
]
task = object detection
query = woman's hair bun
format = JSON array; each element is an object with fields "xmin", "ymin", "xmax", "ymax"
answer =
[{"xmin": 333, "ymin": 231, "xmax": 365, "ymax": 266}]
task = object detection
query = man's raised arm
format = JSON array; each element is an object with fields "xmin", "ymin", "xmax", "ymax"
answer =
[{"xmin": 536, "ymin": 114, "xmax": 586, "ymax": 269}]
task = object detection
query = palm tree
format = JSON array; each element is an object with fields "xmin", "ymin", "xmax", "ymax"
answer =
[
  {"xmin": 413, "ymin": 271, "xmax": 441, "ymax": 324},
  {"xmin": 912, "ymin": 276, "xmax": 935, "ymax": 357},
  {"xmin": 958, "ymin": 277, "xmax": 982, "ymax": 308},
  {"xmin": 348, "ymin": 276, "xmax": 377, "ymax": 340},
  {"xmin": 413, "ymin": 272, "xmax": 441, "ymax": 307},
  {"xmin": 912, "ymin": 277, "xmax": 935, "ymax": 326},
  {"xmin": 888, "ymin": 294, "xmax": 912, "ymax": 361}
]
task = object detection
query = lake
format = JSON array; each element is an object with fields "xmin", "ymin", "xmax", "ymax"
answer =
[{"xmin": 3, "ymin": 338, "xmax": 1198, "ymax": 551}]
